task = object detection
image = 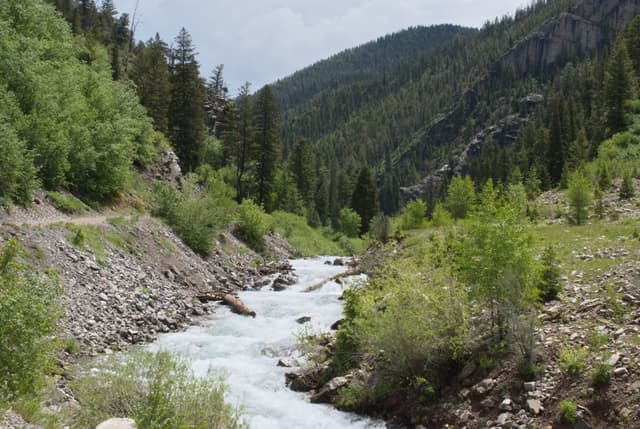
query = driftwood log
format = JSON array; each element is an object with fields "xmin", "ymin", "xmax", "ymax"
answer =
[
  {"xmin": 302, "ymin": 270, "xmax": 363, "ymax": 293},
  {"xmin": 222, "ymin": 293, "xmax": 256, "ymax": 317}
]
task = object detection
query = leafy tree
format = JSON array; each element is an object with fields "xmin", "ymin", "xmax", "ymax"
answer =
[
  {"xmin": 567, "ymin": 170, "xmax": 592, "ymax": 225},
  {"xmin": 459, "ymin": 202, "xmax": 537, "ymax": 338},
  {"xmin": 235, "ymin": 199, "xmax": 269, "ymax": 251},
  {"xmin": 339, "ymin": 208, "xmax": 362, "ymax": 238},
  {"xmin": 351, "ymin": 166, "xmax": 379, "ymax": 234},
  {"xmin": 431, "ymin": 202, "xmax": 453, "ymax": 227},
  {"xmin": 169, "ymin": 27, "xmax": 207, "ymax": 172},
  {"xmin": 0, "ymin": 240, "xmax": 60, "ymax": 401},
  {"xmin": 401, "ymin": 198, "xmax": 427, "ymax": 230},
  {"xmin": 252, "ymin": 85, "xmax": 280, "ymax": 212},
  {"xmin": 370, "ymin": 214, "xmax": 392, "ymax": 243},
  {"xmin": 445, "ymin": 175, "xmax": 475, "ymax": 219}
]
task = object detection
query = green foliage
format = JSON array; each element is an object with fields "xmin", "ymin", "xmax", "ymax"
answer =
[
  {"xmin": 431, "ymin": 202, "xmax": 453, "ymax": 227},
  {"xmin": 71, "ymin": 350, "xmax": 246, "ymax": 429},
  {"xmin": 445, "ymin": 175, "xmax": 475, "ymax": 219},
  {"xmin": 47, "ymin": 191, "xmax": 86, "ymax": 214},
  {"xmin": 0, "ymin": 0, "xmax": 155, "ymax": 203},
  {"xmin": 340, "ymin": 252, "xmax": 469, "ymax": 397},
  {"xmin": 400, "ymin": 199, "xmax": 427, "ymax": 230},
  {"xmin": 459, "ymin": 201, "xmax": 537, "ymax": 337},
  {"xmin": 619, "ymin": 172, "xmax": 636, "ymax": 199},
  {"xmin": 169, "ymin": 28, "xmax": 207, "ymax": 173},
  {"xmin": 351, "ymin": 166, "xmax": 379, "ymax": 234},
  {"xmin": 0, "ymin": 240, "xmax": 60, "ymax": 402},
  {"xmin": 290, "ymin": 139, "xmax": 315, "ymax": 204},
  {"xmin": 235, "ymin": 199, "xmax": 269, "ymax": 251},
  {"xmin": 590, "ymin": 363, "xmax": 613, "ymax": 388},
  {"xmin": 369, "ymin": 214, "xmax": 392, "ymax": 243},
  {"xmin": 594, "ymin": 186, "xmax": 605, "ymax": 220},
  {"xmin": 605, "ymin": 38, "xmax": 636, "ymax": 134},
  {"xmin": 558, "ymin": 399, "xmax": 578, "ymax": 425},
  {"xmin": 153, "ymin": 174, "xmax": 235, "ymax": 255},
  {"xmin": 599, "ymin": 132, "xmax": 640, "ymax": 161},
  {"xmin": 130, "ymin": 34, "xmax": 171, "ymax": 135},
  {"xmin": 538, "ymin": 246, "xmax": 562, "ymax": 302},
  {"xmin": 0, "ymin": 117, "xmax": 37, "ymax": 206},
  {"xmin": 567, "ymin": 170, "xmax": 592, "ymax": 225},
  {"xmin": 558, "ymin": 347, "xmax": 588, "ymax": 378},
  {"xmin": 269, "ymin": 211, "xmax": 347, "ymax": 257},
  {"xmin": 338, "ymin": 208, "xmax": 362, "ymax": 238},
  {"xmin": 252, "ymin": 85, "xmax": 280, "ymax": 212}
]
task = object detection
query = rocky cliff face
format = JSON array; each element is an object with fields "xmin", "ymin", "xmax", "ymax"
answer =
[
  {"xmin": 399, "ymin": 0, "xmax": 640, "ymax": 203},
  {"xmin": 494, "ymin": 0, "xmax": 640, "ymax": 77}
]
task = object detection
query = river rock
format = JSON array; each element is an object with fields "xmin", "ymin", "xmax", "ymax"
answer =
[
  {"xmin": 332, "ymin": 258, "xmax": 345, "ymax": 266},
  {"xmin": 296, "ymin": 316, "xmax": 311, "ymax": 324},
  {"xmin": 272, "ymin": 273, "xmax": 298, "ymax": 291},
  {"xmin": 286, "ymin": 365, "xmax": 328, "ymax": 392},
  {"xmin": 526, "ymin": 398, "xmax": 543, "ymax": 415},
  {"xmin": 310, "ymin": 376, "xmax": 351, "ymax": 403},
  {"xmin": 277, "ymin": 358, "xmax": 298, "ymax": 368},
  {"xmin": 96, "ymin": 418, "xmax": 137, "ymax": 429}
]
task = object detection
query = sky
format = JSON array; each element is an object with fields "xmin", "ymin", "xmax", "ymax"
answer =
[{"xmin": 116, "ymin": 0, "xmax": 528, "ymax": 95}]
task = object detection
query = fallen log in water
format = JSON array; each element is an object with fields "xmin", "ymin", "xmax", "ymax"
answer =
[
  {"xmin": 222, "ymin": 293, "xmax": 256, "ymax": 317},
  {"xmin": 303, "ymin": 270, "xmax": 363, "ymax": 293}
]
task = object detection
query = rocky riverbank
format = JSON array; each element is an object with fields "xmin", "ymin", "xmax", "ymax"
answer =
[{"xmin": 0, "ymin": 194, "xmax": 293, "ymax": 358}]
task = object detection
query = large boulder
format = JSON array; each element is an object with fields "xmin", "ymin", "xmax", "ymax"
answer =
[
  {"xmin": 96, "ymin": 418, "xmax": 137, "ymax": 429},
  {"xmin": 310, "ymin": 376, "xmax": 351, "ymax": 403},
  {"xmin": 285, "ymin": 365, "xmax": 328, "ymax": 392}
]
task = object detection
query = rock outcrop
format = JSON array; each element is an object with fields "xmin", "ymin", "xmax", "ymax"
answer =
[{"xmin": 399, "ymin": 0, "xmax": 640, "ymax": 204}]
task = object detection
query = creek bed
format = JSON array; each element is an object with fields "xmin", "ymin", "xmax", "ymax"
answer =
[{"xmin": 151, "ymin": 257, "xmax": 385, "ymax": 429}]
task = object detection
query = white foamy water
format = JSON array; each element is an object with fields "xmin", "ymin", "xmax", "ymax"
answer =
[{"xmin": 152, "ymin": 257, "xmax": 385, "ymax": 429}]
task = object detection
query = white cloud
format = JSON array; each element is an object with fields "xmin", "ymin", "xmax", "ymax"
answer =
[{"xmin": 116, "ymin": 0, "xmax": 527, "ymax": 94}]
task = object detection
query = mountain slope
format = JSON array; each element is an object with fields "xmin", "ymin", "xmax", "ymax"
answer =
[
  {"xmin": 273, "ymin": 0, "xmax": 640, "ymax": 214},
  {"xmin": 271, "ymin": 24, "xmax": 476, "ymax": 151}
]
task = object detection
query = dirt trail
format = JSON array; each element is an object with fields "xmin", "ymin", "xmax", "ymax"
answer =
[{"xmin": 10, "ymin": 214, "xmax": 112, "ymax": 227}]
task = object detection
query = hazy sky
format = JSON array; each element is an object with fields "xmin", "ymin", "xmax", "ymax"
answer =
[{"xmin": 116, "ymin": 0, "xmax": 527, "ymax": 94}]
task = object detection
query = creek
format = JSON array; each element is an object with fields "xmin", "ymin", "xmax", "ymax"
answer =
[{"xmin": 151, "ymin": 257, "xmax": 386, "ymax": 429}]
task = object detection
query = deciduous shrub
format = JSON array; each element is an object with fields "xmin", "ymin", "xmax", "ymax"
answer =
[
  {"xmin": 71, "ymin": 351, "xmax": 246, "ymax": 429},
  {"xmin": 338, "ymin": 208, "xmax": 361, "ymax": 238},
  {"xmin": 400, "ymin": 199, "xmax": 427, "ymax": 230},
  {"xmin": 235, "ymin": 199, "xmax": 269, "ymax": 251},
  {"xmin": 0, "ymin": 240, "xmax": 60, "ymax": 402}
]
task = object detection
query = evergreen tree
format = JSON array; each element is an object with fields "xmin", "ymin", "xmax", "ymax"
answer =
[
  {"xmin": 252, "ymin": 85, "xmax": 280, "ymax": 211},
  {"xmin": 168, "ymin": 28, "xmax": 207, "ymax": 172},
  {"xmin": 605, "ymin": 41, "xmax": 636, "ymax": 134},
  {"xmin": 568, "ymin": 128, "xmax": 591, "ymax": 168},
  {"xmin": 567, "ymin": 170, "xmax": 592, "ymax": 225},
  {"xmin": 223, "ymin": 82, "xmax": 254, "ymax": 204},
  {"xmin": 290, "ymin": 139, "xmax": 315, "ymax": 204},
  {"xmin": 351, "ymin": 166, "xmax": 379, "ymax": 234},
  {"xmin": 547, "ymin": 95, "xmax": 567, "ymax": 184},
  {"xmin": 131, "ymin": 34, "xmax": 171, "ymax": 135}
]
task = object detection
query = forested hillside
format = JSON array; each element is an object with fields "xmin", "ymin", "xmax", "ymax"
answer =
[
  {"xmin": 272, "ymin": 0, "xmax": 640, "ymax": 216},
  {"xmin": 271, "ymin": 25, "xmax": 475, "ymax": 149}
]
